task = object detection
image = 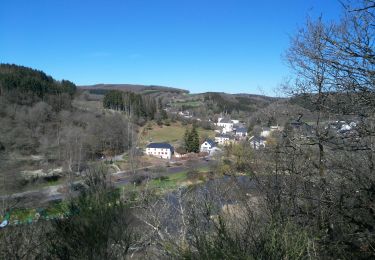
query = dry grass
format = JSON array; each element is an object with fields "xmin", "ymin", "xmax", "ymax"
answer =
[{"xmin": 140, "ymin": 122, "xmax": 215, "ymax": 146}]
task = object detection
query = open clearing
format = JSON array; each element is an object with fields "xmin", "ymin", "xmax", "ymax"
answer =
[{"xmin": 140, "ymin": 122, "xmax": 215, "ymax": 146}]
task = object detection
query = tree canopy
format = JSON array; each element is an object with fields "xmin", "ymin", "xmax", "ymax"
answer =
[
  {"xmin": 103, "ymin": 90, "xmax": 157, "ymax": 120},
  {"xmin": 0, "ymin": 64, "xmax": 76, "ymax": 111}
]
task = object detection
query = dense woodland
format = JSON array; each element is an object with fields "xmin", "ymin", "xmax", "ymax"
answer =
[
  {"xmin": 0, "ymin": 0, "xmax": 374, "ymax": 259},
  {"xmin": 0, "ymin": 64, "xmax": 76, "ymax": 111},
  {"xmin": 203, "ymin": 92, "xmax": 276, "ymax": 114},
  {"xmin": 103, "ymin": 90, "xmax": 158, "ymax": 120}
]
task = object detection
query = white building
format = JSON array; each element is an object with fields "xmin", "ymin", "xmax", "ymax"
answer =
[
  {"xmin": 200, "ymin": 139, "xmax": 217, "ymax": 154},
  {"xmin": 145, "ymin": 143, "xmax": 174, "ymax": 159},
  {"xmin": 215, "ymin": 134, "xmax": 233, "ymax": 145},
  {"xmin": 178, "ymin": 111, "xmax": 192, "ymax": 118},
  {"xmin": 216, "ymin": 118, "xmax": 234, "ymax": 133},
  {"xmin": 235, "ymin": 127, "xmax": 248, "ymax": 137},
  {"xmin": 260, "ymin": 127, "xmax": 271, "ymax": 137},
  {"xmin": 249, "ymin": 136, "xmax": 266, "ymax": 149}
]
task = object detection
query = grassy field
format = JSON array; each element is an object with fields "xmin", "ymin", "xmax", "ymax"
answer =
[
  {"xmin": 171, "ymin": 100, "xmax": 202, "ymax": 108},
  {"xmin": 141, "ymin": 122, "xmax": 215, "ymax": 146},
  {"xmin": 148, "ymin": 165, "xmax": 212, "ymax": 191},
  {"xmin": 3, "ymin": 201, "xmax": 70, "ymax": 225},
  {"xmin": 72, "ymin": 99, "xmax": 103, "ymax": 112},
  {"xmin": 140, "ymin": 89, "xmax": 160, "ymax": 95},
  {"xmin": 149, "ymin": 171, "xmax": 189, "ymax": 190},
  {"xmin": 120, "ymin": 163, "xmax": 213, "ymax": 196}
]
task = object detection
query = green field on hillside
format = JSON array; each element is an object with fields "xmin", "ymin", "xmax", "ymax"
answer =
[
  {"xmin": 141, "ymin": 122, "xmax": 215, "ymax": 146},
  {"xmin": 171, "ymin": 100, "xmax": 201, "ymax": 108}
]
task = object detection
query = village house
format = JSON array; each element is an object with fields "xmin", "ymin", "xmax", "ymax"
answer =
[
  {"xmin": 200, "ymin": 139, "xmax": 217, "ymax": 154},
  {"xmin": 216, "ymin": 118, "xmax": 234, "ymax": 133},
  {"xmin": 215, "ymin": 134, "xmax": 234, "ymax": 145},
  {"xmin": 235, "ymin": 127, "xmax": 248, "ymax": 138},
  {"xmin": 145, "ymin": 143, "xmax": 174, "ymax": 159},
  {"xmin": 249, "ymin": 136, "xmax": 266, "ymax": 149},
  {"xmin": 260, "ymin": 127, "xmax": 271, "ymax": 137},
  {"xmin": 178, "ymin": 111, "xmax": 192, "ymax": 118}
]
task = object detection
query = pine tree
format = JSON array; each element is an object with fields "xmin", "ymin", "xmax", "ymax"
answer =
[
  {"xmin": 184, "ymin": 128, "xmax": 191, "ymax": 152},
  {"xmin": 190, "ymin": 126, "xmax": 200, "ymax": 153}
]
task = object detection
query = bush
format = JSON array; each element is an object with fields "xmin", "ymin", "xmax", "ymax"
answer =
[
  {"xmin": 187, "ymin": 169, "xmax": 199, "ymax": 180},
  {"xmin": 130, "ymin": 174, "xmax": 149, "ymax": 185},
  {"xmin": 155, "ymin": 176, "xmax": 169, "ymax": 182}
]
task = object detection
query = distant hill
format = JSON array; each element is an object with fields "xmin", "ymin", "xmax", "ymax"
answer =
[
  {"xmin": 79, "ymin": 84, "xmax": 189, "ymax": 95},
  {"xmin": 198, "ymin": 92, "xmax": 281, "ymax": 113},
  {"xmin": 80, "ymin": 85, "xmax": 283, "ymax": 113}
]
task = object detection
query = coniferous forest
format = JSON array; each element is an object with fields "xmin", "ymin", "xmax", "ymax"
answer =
[{"xmin": 103, "ymin": 90, "xmax": 157, "ymax": 119}]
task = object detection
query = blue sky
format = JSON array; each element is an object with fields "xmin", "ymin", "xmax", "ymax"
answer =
[{"xmin": 0, "ymin": 0, "xmax": 342, "ymax": 95}]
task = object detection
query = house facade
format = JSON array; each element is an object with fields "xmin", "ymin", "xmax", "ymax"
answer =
[
  {"xmin": 249, "ymin": 136, "xmax": 266, "ymax": 149},
  {"xmin": 216, "ymin": 118, "xmax": 234, "ymax": 133},
  {"xmin": 145, "ymin": 143, "xmax": 174, "ymax": 159},
  {"xmin": 200, "ymin": 139, "xmax": 217, "ymax": 154},
  {"xmin": 235, "ymin": 127, "xmax": 248, "ymax": 137},
  {"xmin": 260, "ymin": 127, "xmax": 271, "ymax": 137},
  {"xmin": 215, "ymin": 134, "xmax": 233, "ymax": 145}
]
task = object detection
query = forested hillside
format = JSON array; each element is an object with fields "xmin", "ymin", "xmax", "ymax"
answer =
[
  {"xmin": 81, "ymin": 83, "xmax": 189, "ymax": 101},
  {"xmin": 0, "ymin": 64, "xmax": 134, "ymax": 194},
  {"xmin": 203, "ymin": 92, "xmax": 277, "ymax": 113},
  {"xmin": 0, "ymin": 64, "xmax": 76, "ymax": 111},
  {"xmin": 103, "ymin": 90, "xmax": 157, "ymax": 119}
]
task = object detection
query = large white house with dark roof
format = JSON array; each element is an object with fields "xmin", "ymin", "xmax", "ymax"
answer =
[
  {"xmin": 216, "ymin": 118, "xmax": 234, "ymax": 133},
  {"xmin": 145, "ymin": 143, "xmax": 174, "ymax": 159}
]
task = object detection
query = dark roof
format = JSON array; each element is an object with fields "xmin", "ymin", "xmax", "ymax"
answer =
[
  {"xmin": 219, "ymin": 118, "xmax": 232, "ymax": 123},
  {"xmin": 216, "ymin": 134, "xmax": 232, "ymax": 139},
  {"xmin": 147, "ymin": 143, "xmax": 174, "ymax": 151},
  {"xmin": 236, "ymin": 127, "xmax": 247, "ymax": 133},
  {"xmin": 250, "ymin": 136, "xmax": 266, "ymax": 143},
  {"xmin": 262, "ymin": 127, "xmax": 270, "ymax": 131},
  {"xmin": 203, "ymin": 139, "xmax": 217, "ymax": 147},
  {"xmin": 290, "ymin": 121, "xmax": 303, "ymax": 127}
]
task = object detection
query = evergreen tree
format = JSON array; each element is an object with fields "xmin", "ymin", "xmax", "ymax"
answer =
[
  {"xmin": 0, "ymin": 63, "xmax": 76, "ymax": 110},
  {"xmin": 184, "ymin": 126, "xmax": 200, "ymax": 153},
  {"xmin": 190, "ymin": 126, "xmax": 200, "ymax": 153},
  {"xmin": 184, "ymin": 128, "xmax": 191, "ymax": 152}
]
